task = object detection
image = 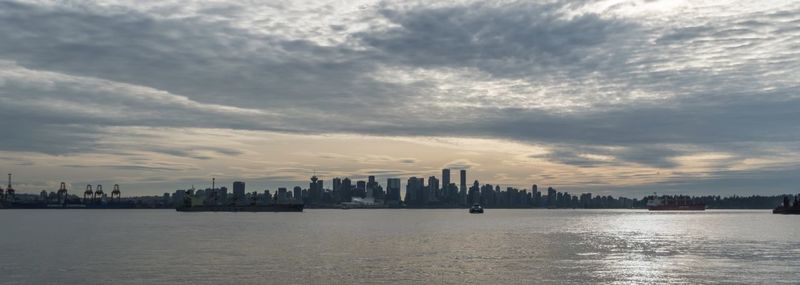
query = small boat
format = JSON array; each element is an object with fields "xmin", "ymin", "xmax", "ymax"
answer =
[{"xmin": 469, "ymin": 203, "xmax": 483, "ymax": 214}]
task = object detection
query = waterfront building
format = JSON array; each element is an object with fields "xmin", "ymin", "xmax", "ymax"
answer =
[
  {"xmin": 310, "ymin": 176, "xmax": 323, "ymax": 204},
  {"xmin": 293, "ymin": 186, "xmax": 302, "ymax": 202},
  {"xmin": 547, "ymin": 187, "xmax": 556, "ymax": 207},
  {"xmin": 386, "ymin": 178, "xmax": 401, "ymax": 204},
  {"xmin": 427, "ymin": 176, "xmax": 439, "ymax": 202},
  {"xmin": 356, "ymin": 180, "xmax": 366, "ymax": 198},
  {"xmin": 233, "ymin": 181, "xmax": 245, "ymax": 200},
  {"xmin": 459, "ymin": 169, "xmax": 467, "ymax": 195},
  {"xmin": 278, "ymin": 187, "xmax": 288, "ymax": 202},
  {"xmin": 405, "ymin": 177, "xmax": 424, "ymax": 205},
  {"xmin": 441, "ymin": 169, "xmax": 450, "ymax": 191},
  {"xmin": 340, "ymin": 178, "xmax": 352, "ymax": 202}
]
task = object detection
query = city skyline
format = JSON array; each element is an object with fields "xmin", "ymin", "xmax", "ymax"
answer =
[{"xmin": 2, "ymin": 1, "xmax": 800, "ymax": 196}]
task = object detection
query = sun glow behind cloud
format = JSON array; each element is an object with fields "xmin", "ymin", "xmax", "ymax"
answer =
[{"xmin": 1, "ymin": 0, "xmax": 799, "ymax": 195}]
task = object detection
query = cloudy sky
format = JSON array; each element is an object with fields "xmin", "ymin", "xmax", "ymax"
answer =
[{"xmin": 1, "ymin": 0, "xmax": 799, "ymax": 197}]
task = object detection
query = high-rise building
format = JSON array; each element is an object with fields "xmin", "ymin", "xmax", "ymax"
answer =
[
  {"xmin": 366, "ymin": 176, "xmax": 378, "ymax": 199},
  {"xmin": 356, "ymin": 180, "xmax": 366, "ymax": 198},
  {"xmin": 340, "ymin": 178, "xmax": 352, "ymax": 202},
  {"xmin": 386, "ymin": 178, "xmax": 401, "ymax": 203},
  {"xmin": 459, "ymin": 170, "xmax": 466, "ymax": 190},
  {"xmin": 459, "ymin": 169, "xmax": 467, "ymax": 204},
  {"xmin": 405, "ymin": 177, "xmax": 424, "ymax": 205},
  {"xmin": 427, "ymin": 176, "xmax": 439, "ymax": 202},
  {"xmin": 277, "ymin": 187, "xmax": 288, "ymax": 202},
  {"xmin": 547, "ymin": 187, "xmax": 557, "ymax": 207},
  {"xmin": 333, "ymin": 177, "xmax": 342, "ymax": 192},
  {"xmin": 219, "ymin": 186, "xmax": 228, "ymax": 203},
  {"xmin": 293, "ymin": 186, "xmax": 302, "ymax": 202},
  {"xmin": 468, "ymin": 180, "xmax": 480, "ymax": 205},
  {"xmin": 310, "ymin": 176, "xmax": 323, "ymax": 204},
  {"xmin": 232, "ymin": 181, "xmax": 245, "ymax": 200},
  {"xmin": 441, "ymin": 169, "xmax": 450, "ymax": 189}
]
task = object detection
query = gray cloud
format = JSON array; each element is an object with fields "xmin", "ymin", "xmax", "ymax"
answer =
[
  {"xmin": 1, "ymin": 0, "xmax": 799, "ymax": 195},
  {"xmin": 360, "ymin": 2, "xmax": 635, "ymax": 77}
]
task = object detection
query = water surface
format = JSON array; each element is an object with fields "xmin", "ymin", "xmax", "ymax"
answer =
[{"xmin": 2, "ymin": 209, "xmax": 798, "ymax": 284}]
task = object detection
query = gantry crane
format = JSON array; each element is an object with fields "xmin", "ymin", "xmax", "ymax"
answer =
[
  {"xmin": 57, "ymin": 182, "xmax": 68, "ymax": 205},
  {"xmin": 4, "ymin": 173, "xmax": 14, "ymax": 202},
  {"xmin": 94, "ymin": 184, "xmax": 104, "ymax": 204},
  {"xmin": 84, "ymin": 184, "xmax": 94, "ymax": 204},
  {"xmin": 111, "ymin": 184, "xmax": 121, "ymax": 202}
]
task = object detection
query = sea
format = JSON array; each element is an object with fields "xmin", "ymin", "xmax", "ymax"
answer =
[{"xmin": 1, "ymin": 209, "xmax": 799, "ymax": 284}]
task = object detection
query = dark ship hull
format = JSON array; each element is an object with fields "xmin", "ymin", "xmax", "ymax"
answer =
[
  {"xmin": 772, "ymin": 207, "xmax": 800, "ymax": 214},
  {"xmin": 648, "ymin": 204, "xmax": 705, "ymax": 211},
  {"xmin": 176, "ymin": 204, "xmax": 304, "ymax": 212}
]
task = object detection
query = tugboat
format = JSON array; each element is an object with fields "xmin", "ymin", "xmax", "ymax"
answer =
[
  {"xmin": 469, "ymin": 203, "xmax": 484, "ymax": 214},
  {"xmin": 646, "ymin": 194, "xmax": 705, "ymax": 211},
  {"xmin": 773, "ymin": 195, "xmax": 800, "ymax": 215}
]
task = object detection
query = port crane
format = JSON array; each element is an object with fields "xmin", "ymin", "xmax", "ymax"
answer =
[
  {"xmin": 4, "ymin": 173, "xmax": 14, "ymax": 202},
  {"xmin": 84, "ymin": 185, "xmax": 94, "ymax": 204},
  {"xmin": 94, "ymin": 185, "xmax": 104, "ymax": 203},
  {"xmin": 57, "ymin": 182, "xmax": 68, "ymax": 205},
  {"xmin": 111, "ymin": 184, "xmax": 121, "ymax": 202}
]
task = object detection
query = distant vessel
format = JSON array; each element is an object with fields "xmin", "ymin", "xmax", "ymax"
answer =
[
  {"xmin": 772, "ymin": 195, "xmax": 800, "ymax": 215},
  {"xmin": 469, "ymin": 203, "xmax": 484, "ymax": 214},
  {"xmin": 175, "ymin": 177, "xmax": 304, "ymax": 212},
  {"xmin": 176, "ymin": 204, "xmax": 304, "ymax": 212},
  {"xmin": 646, "ymin": 194, "xmax": 705, "ymax": 211}
]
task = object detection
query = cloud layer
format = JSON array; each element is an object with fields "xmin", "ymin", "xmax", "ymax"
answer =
[{"xmin": 1, "ymin": 0, "xmax": 799, "ymax": 195}]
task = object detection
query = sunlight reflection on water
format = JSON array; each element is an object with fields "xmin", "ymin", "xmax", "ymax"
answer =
[{"xmin": 1, "ymin": 209, "xmax": 798, "ymax": 284}]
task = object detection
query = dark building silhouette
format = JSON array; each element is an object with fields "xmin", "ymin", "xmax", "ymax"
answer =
[
  {"xmin": 356, "ymin": 180, "xmax": 366, "ymax": 198},
  {"xmin": 441, "ymin": 169, "xmax": 450, "ymax": 191},
  {"xmin": 233, "ymin": 181, "xmax": 245, "ymax": 199},
  {"xmin": 309, "ymin": 176, "xmax": 323, "ymax": 204},
  {"xmin": 340, "ymin": 177, "xmax": 352, "ymax": 202},
  {"xmin": 459, "ymin": 170, "xmax": 467, "ymax": 204},
  {"xmin": 386, "ymin": 178, "xmax": 401, "ymax": 204},
  {"xmin": 293, "ymin": 186, "xmax": 302, "ymax": 202},
  {"xmin": 405, "ymin": 177, "xmax": 424, "ymax": 205},
  {"xmin": 547, "ymin": 187, "xmax": 557, "ymax": 208},
  {"xmin": 427, "ymin": 176, "xmax": 439, "ymax": 202}
]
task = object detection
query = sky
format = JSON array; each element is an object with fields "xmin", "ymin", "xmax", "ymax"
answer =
[{"xmin": 1, "ymin": 0, "xmax": 799, "ymax": 197}]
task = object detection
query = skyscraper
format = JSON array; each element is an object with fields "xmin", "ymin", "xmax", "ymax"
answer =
[
  {"xmin": 233, "ymin": 181, "xmax": 245, "ymax": 199},
  {"xmin": 333, "ymin": 177, "xmax": 342, "ymax": 192},
  {"xmin": 340, "ymin": 177, "xmax": 352, "ymax": 202},
  {"xmin": 459, "ymin": 169, "xmax": 467, "ymax": 204},
  {"xmin": 386, "ymin": 178, "xmax": 401, "ymax": 204},
  {"xmin": 427, "ymin": 176, "xmax": 439, "ymax": 202},
  {"xmin": 547, "ymin": 187, "xmax": 557, "ymax": 208},
  {"xmin": 310, "ymin": 176, "xmax": 323, "ymax": 204},
  {"xmin": 405, "ymin": 177, "xmax": 424, "ymax": 205},
  {"xmin": 441, "ymin": 169, "xmax": 450, "ymax": 189},
  {"xmin": 293, "ymin": 186, "xmax": 302, "ymax": 202},
  {"xmin": 356, "ymin": 180, "xmax": 366, "ymax": 198},
  {"xmin": 367, "ymin": 175, "xmax": 378, "ymax": 199},
  {"xmin": 468, "ymin": 180, "xmax": 480, "ymax": 205}
]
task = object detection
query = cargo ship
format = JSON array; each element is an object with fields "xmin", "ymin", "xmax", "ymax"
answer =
[
  {"xmin": 176, "ymin": 203, "xmax": 304, "ymax": 212},
  {"xmin": 646, "ymin": 194, "xmax": 705, "ymax": 211},
  {"xmin": 176, "ymin": 193, "xmax": 304, "ymax": 212},
  {"xmin": 773, "ymin": 195, "xmax": 800, "ymax": 215}
]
